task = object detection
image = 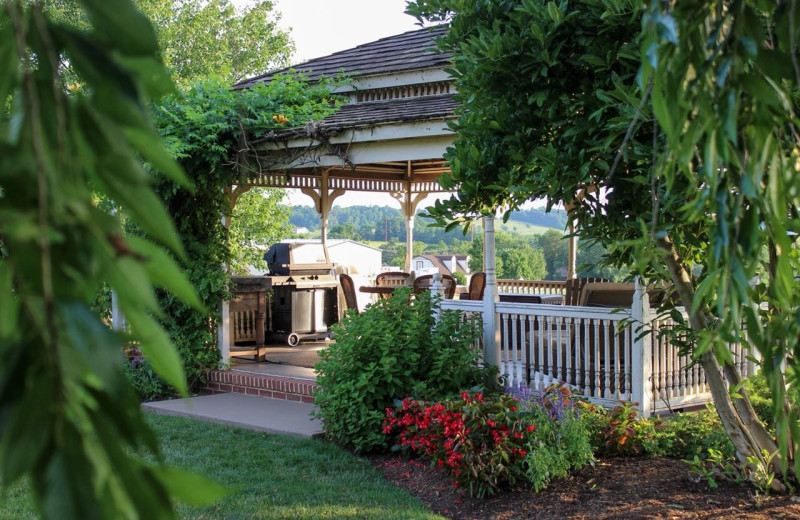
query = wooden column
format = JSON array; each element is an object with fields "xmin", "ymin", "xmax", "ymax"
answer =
[
  {"xmin": 391, "ymin": 163, "xmax": 428, "ymax": 272},
  {"xmin": 301, "ymin": 169, "xmax": 344, "ymax": 261},
  {"xmin": 565, "ymin": 200, "xmax": 578, "ymax": 281}
]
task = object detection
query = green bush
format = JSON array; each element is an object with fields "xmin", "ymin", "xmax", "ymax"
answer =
[
  {"xmin": 580, "ymin": 401, "xmax": 735, "ymax": 461},
  {"xmin": 514, "ymin": 384, "xmax": 595, "ymax": 491},
  {"xmin": 743, "ymin": 371, "xmax": 800, "ymax": 430},
  {"xmin": 314, "ymin": 288, "xmax": 499, "ymax": 453},
  {"xmin": 643, "ymin": 406, "xmax": 735, "ymax": 460},
  {"xmin": 122, "ymin": 346, "xmax": 172, "ymax": 402}
]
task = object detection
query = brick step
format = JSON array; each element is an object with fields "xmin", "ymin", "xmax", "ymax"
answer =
[{"xmin": 200, "ymin": 370, "xmax": 319, "ymax": 404}]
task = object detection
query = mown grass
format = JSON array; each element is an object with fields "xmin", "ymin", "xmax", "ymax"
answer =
[{"xmin": 0, "ymin": 414, "xmax": 443, "ymax": 520}]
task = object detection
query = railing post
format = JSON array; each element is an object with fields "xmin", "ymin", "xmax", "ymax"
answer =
[
  {"xmin": 630, "ymin": 278, "xmax": 652, "ymax": 416},
  {"xmin": 482, "ymin": 216, "xmax": 501, "ymax": 368},
  {"xmin": 218, "ymin": 299, "xmax": 230, "ymax": 368},
  {"xmin": 431, "ymin": 273, "xmax": 444, "ymax": 321}
]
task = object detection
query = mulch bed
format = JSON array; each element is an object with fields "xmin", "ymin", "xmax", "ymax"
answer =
[{"xmin": 368, "ymin": 454, "xmax": 800, "ymax": 519}]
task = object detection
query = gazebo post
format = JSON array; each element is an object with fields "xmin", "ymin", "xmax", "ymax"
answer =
[
  {"xmin": 301, "ymin": 169, "xmax": 344, "ymax": 262},
  {"xmin": 565, "ymin": 200, "xmax": 578, "ymax": 281},
  {"xmin": 567, "ymin": 220, "xmax": 577, "ymax": 280},
  {"xmin": 482, "ymin": 215, "xmax": 501, "ymax": 369},
  {"xmin": 391, "ymin": 170, "xmax": 428, "ymax": 272}
]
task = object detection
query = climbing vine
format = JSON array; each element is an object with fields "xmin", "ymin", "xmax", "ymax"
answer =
[{"xmin": 150, "ymin": 75, "xmax": 345, "ymax": 384}]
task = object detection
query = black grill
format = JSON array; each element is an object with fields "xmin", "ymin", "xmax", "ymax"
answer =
[{"xmin": 263, "ymin": 242, "xmax": 339, "ymax": 346}]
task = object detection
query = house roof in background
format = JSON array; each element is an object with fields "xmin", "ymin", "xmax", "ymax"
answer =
[
  {"xmin": 415, "ymin": 254, "xmax": 468, "ymax": 275},
  {"xmin": 234, "ymin": 25, "xmax": 450, "ymax": 89}
]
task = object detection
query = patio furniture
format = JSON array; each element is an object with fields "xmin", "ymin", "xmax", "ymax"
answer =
[
  {"xmin": 339, "ymin": 274, "xmax": 360, "ymax": 314},
  {"xmin": 359, "ymin": 285, "xmax": 399, "ymax": 297},
  {"xmin": 578, "ymin": 282, "xmax": 635, "ymax": 307},
  {"xmin": 460, "ymin": 271, "xmax": 486, "ymax": 300},
  {"xmin": 375, "ymin": 271, "xmax": 411, "ymax": 299},
  {"xmin": 413, "ymin": 274, "xmax": 457, "ymax": 299},
  {"xmin": 565, "ymin": 277, "xmax": 611, "ymax": 306}
]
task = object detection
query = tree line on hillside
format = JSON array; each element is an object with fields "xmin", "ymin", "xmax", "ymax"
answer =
[{"xmin": 287, "ymin": 204, "xmax": 568, "ymax": 242}]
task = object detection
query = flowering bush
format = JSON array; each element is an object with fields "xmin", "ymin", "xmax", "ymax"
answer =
[
  {"xmin": 384, "ymin": 391, "xmax": 537, "ymax": 498},
  {"xmin": 508, "ymin": 382, "xmax": 595, "ymax": 490}
]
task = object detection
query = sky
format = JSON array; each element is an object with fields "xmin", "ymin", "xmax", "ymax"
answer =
[{"xmin": 235, "ymin": 0, "xmax": 446, "ymax": 208}]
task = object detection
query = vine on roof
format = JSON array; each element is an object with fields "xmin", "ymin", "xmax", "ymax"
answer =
[{"xmin": 149, "ymin": 74, "xmax": 346, "ymax": 385}]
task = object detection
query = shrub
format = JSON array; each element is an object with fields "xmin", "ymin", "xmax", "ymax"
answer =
[
  {"xmin": 314, "ymin": 289, "xmax": 498, "ymax": 452},
  {"xmin": 122, "ymin": 346, "xmax": 172, "ymax": 402},
  {"xmin": 384, "ymin": 391, "xmax": 534, "ymax": 498},
  {"xmin": 385, "ymin": 385, "xmax": 595, "ymax": 497},
  {"xmin": 643, "ymin": 405, "xmax": 735, "ymax": 460},
  {"xmin": 509, "ymin": 383, "xmax": 595, "ymax": 491},
  {"xmin": 580, "ymin": 399, "xmax": 736, "ymax": 461},
  {"xmin": 743, "ymin": 371, "xmax": 800, "ymax": 430}
]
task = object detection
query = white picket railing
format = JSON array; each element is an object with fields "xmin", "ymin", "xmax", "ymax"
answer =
[
  {"xmin": 439, "ymin": 285, "xmax": 758, "ymax": 416},
  {"xmin": 496, "ymin": 279, "xmax": 567, "ymax": 295}
]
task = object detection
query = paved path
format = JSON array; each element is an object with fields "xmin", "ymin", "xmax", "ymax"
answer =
[{"xmin": 143, "ymin": 393, "xmax": 322, "ymax": 438}]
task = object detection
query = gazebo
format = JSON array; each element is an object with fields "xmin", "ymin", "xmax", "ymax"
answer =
[
  {"xmin": 213, "ymin": 25, "xmax": 754, "ymax": 416},
  {"xmin": 231, "ymin": 25, "xmax": 456, "ymax": 272}
]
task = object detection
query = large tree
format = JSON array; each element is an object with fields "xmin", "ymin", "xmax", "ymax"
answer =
[
  {"xmin": 409, "ymin": 0, "xmax": 799, "ymax": 488},
  {"xmin": 45, "ymin": 0, "xmax": 293, "ymax": 86}
]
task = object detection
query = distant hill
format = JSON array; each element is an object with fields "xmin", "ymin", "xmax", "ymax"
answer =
[{"xmin": 286, "ymin": 205, "xmax": 567, "ymax": 242}]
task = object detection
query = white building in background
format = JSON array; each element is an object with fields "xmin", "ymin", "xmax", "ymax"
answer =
[
  {"xmin": 326, "ymin": 239, "xmax": 382, "ymax": 279},
  {"xmin": 411, "ymin": 254, "xmax": 470, "ymax": 279}
]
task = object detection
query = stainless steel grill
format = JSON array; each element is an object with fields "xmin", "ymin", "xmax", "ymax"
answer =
[{"xmin": 263, "ymin": 242, "xmax": 339, "ymax": 346}]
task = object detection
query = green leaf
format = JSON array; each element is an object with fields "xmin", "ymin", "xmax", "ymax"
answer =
[
  {"xmin": 126, "ymin": 236, "xmax": 202, "ymax": 310},
  {"xmin": 123, "ymin": 307, "xmax": 188, "ymax": 396},
  {"xmin": 546, "ymin": 2, "xmax": 561, "ymax": 24},
  {"xmin": 124, "ymin": 126, "xmax": 191, "ymax": 188}
]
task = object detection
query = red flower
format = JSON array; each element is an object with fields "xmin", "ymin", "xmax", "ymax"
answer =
[{"xmin": 526, "ymin": 424, "xmax": 536, "ymax": 433}]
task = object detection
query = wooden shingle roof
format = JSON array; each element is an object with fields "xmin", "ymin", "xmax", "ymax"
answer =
[
  {"xmin": 263, "ymin": 95, "xmax": 457, "ymax": 140},
  {"xmin": 234, "ymin": 24, "xmax": 450, "ymax": 89}
]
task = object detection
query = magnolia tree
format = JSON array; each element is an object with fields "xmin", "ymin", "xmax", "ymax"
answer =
[{"xmin": 409, "ymin": 0, "xmax": 799, "ymax": 489}]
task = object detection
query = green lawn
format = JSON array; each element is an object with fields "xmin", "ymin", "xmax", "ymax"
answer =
[{"xmin": 0, "ymin": 414, "xmax": 444, "ymax": 520}]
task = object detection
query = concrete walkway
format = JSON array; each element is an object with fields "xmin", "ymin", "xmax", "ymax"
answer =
[{"xmin": 142, "ymin": 393, "xmax": 322, "ymax": 438}]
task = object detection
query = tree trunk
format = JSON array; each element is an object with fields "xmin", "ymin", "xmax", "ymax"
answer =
[{"xmin": 657, "ymin": 237, "xmax": 786, "ymax": 491}]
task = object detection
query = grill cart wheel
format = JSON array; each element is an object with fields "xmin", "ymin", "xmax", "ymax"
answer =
[{"xmin": 287, "ymin": 333, "xmax": 300, "ymax": 347}]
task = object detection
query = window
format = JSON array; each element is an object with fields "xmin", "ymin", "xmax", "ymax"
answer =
[{"xmin": 416, "ymin": 261, "xmax": 423, "ymax": 270}]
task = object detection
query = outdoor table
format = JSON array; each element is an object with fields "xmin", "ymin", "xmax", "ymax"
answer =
[{"xmin": 359, "ymin": 285, "xmax": 399, "ymax": 297}]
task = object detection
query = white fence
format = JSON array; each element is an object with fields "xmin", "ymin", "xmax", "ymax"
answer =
[{"xmin": 440, "ymin": 287, "xmax": 758, "ymax": 416}]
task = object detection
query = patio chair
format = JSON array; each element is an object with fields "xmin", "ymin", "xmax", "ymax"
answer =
[
  {"xmin": 461, "ymin": 271, "xmax": 486, "ymax": 300},
  {"xmin": 375, "ymin": 271, "xmax": 411, "ymax": 299},
  {"xmin": 578, "ymin": 282, "xmax": 635, "ymax": 307},
  {"xmin": 564, "ymin": 277, "xmax": 611, "ymax": 306},
  {"xmin": 339, "ymin": 274, "xmax": 360, "ymax": 314},
  {"xmin": 413, "ymin": 274, "xmax": 456, "ymax": 299}
]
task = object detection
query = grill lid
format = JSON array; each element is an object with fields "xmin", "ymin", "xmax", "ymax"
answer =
[{"xmin": 264, "ymin": 242, "xmax": 335, "ymax": 276}]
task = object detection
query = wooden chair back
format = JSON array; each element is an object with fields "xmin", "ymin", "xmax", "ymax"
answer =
[
  {"xmin": 565, "ymin": 277, "xmax": 611, "ymax": 306},
  {"xmin": 339, "ymin": 274, "xmax": 359, "ymax": 314},
  {"xmin": 413, "ymin": 274, "xmax": 456, "ymax": 299},
  {"xmin": 466, "ymin": 271, "xmax": 486, "ymax": 300},
  {"xmin": 578, "ymin": 282, "xmax": 635, "ymax": 307},
  {"xmin": 376, "ymin": 271, "xmax": 411, "ymax": 287}
]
